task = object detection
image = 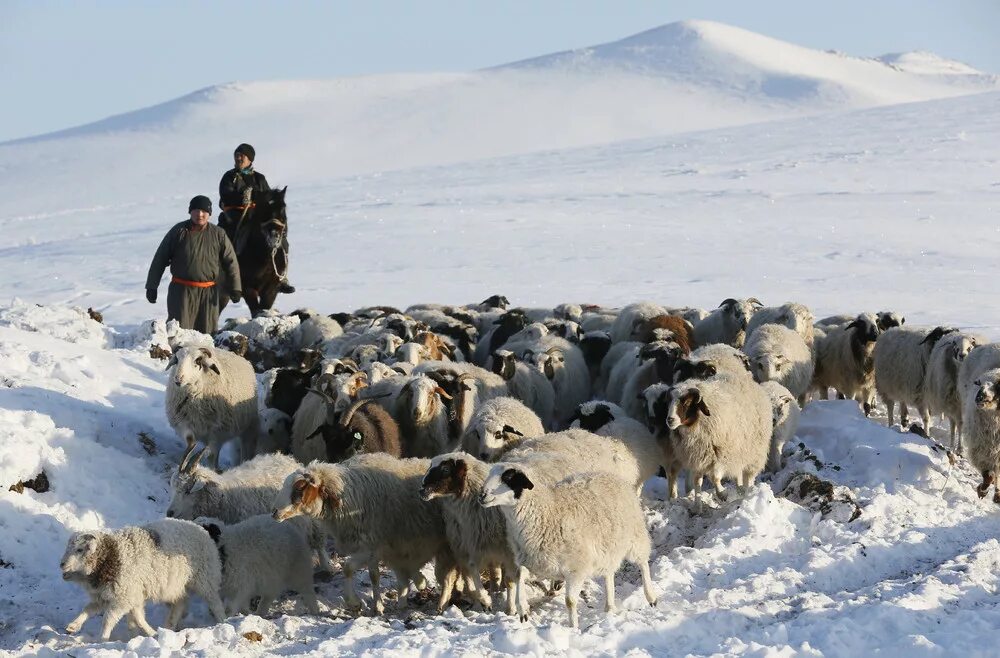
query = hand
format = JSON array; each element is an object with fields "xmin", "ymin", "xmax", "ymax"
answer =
[
  {"xmin": 242, "ymin": 187, "xmax": 253, "ymax": 204},
  {"xmin": 146, "ymin": 289, "xmax": 157, "ymax": 304},
  {"xmin": 230, "ymin": 291, "xmax": 242, "ymax": 303}
]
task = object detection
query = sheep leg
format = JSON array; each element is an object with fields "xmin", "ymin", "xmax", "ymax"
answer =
[
  {"xmin": 256, "ymin": 594, "xmax": 276, "ymax": 617},
  {"xmin": 129, "ymin": 606, "xmax": 156, "ymax": 637},
  {"xmin": 563, "ymin": 576, "xmax": 581, "ymax": 629},
  {"xmin": 294, "ymin": 567, "xmax": 320, "ymax": 615},
  {"xmin": 899, "ymin": 402, "xmax": 909, "ymax": 427},
  {"xmin": 686, "ymin": 470, "xmax": 703, "ymax": 498},
  {"xmin": 100, "ymin": 607, "xmax": 128, "ymax": 641},
  {"xmin": 341, "ymin": 555, "xmax": 365, "ymax": 612},
  {"xmin": 198, "ymin": 585, "xmax": 226, "ymax": 623},
  {"xmin": 435, "ymin": 561, "xmax": 461, "ymax": 613},
  {"xmin": 603, "ymin": 573, "xmax": 616, "ymax": 614},
  {"xmin": 66, "ymin": 602, "xmax": 101, "ymax": 634},
  {"xmin": 502, "ymin": 566, "xmax": 517, "ymax": 616},
  {"xmin": 920, "ymin": 408, "xmax": 931, "ymax": 433},
  {"xmin": 977, "ymin": 471, "xmax": 994, "ymax": 499},
  {"xmin": 885, "ymin": 399, "xmax": 895, "ymax": 426},
  {"xmin": 667, "ymin": 465, "xmax": 680, "ymax": 500},
  {"xmin": 710, "ymin": 470, "xmax": 726, "ymax": 499},
  {"xmin": 394, "ymin": 569, "xmax": 413, "ymax": 598},
  {"xmin": 165, "ymin": 599, "xmax": 187, "ymax": 630},
  {"xmin": 516, "ymin": 565, "xmax": 530, "ymax": 622},
  {"xmin": 954, "ymin": 419, "xmax": 963, "ymax": 455},
  {"xmin": 369, "ymin": 559, "xmax": 385, "ymax": 615},
  {"xmin": 467, "ymin": 563, "xmax": 493, "ymax": 611}
]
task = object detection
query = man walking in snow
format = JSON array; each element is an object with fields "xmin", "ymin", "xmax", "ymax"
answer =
[
  {"xmin": 219, "ymin": 143, "xmax": 295, "ymax": 294},
  {"xmin": 145, "ymin": 195, "xmax": 241, "ymax": 334}
]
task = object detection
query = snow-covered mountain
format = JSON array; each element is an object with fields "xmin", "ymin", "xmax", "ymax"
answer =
[{"xmin": 1, "ymin": 20, "xmax": 995, "ymax": 220}]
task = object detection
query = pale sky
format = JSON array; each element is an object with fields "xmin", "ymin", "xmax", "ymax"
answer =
[{"xmin": 1, "ymin": 0, "xmax": 998, "ymax": 142}]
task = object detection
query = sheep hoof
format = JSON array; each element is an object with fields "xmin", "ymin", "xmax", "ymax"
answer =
[
  {"xmin": 650, "ymin": 598, "xmax": 658, "ymax": 607},
  {"xmin": 977, "ymin": 484, "xmax": 989, "ymax": 499},
  {"xmin": 993, "ymin": 491, "xmax": 1000, "ymax": 506},
  {"xmin": 65, "ymin": 623, "xmax": 80, "ymax": 634},
  {"xmin": 519, "ymin": 614, "xmax": 528, "ymax": 623}
]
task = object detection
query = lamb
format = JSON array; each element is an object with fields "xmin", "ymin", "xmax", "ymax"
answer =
[
  {"xmin": 198, "ymin": 515, "xmax": 319, "ymax": 616},
  {"xmin": 272, "ymin": 453, "xmax": 459, "ymax": 614},
  {"xmin": 419, "ymin": 453, "xmax": 517, "ymax": 614},
  {"xmin": 924, "ymin": 331, "xmax": 980, "ymax": 451},
  {"xmin": 759, "ymin": 381, "xmax": 800, "ymax": 472},
  {"xmin": 166, "ymin": 451, "xmax": 333, "ymax": 571},
  {"xmin": 873, "ymin": 325, "xmax": 957, "ymax": 430},
  {"xmin": 60, "ymin": 518, "xmax": 225, "ymax": 640},
  {"xmin": 962, "ymin": 369, "xmax": 1000, "ymax": 503},
  {"xmin": 691, "ymin": 297, "xmax": 762, "ymax": 348},
  {"xmin": 491, "ymin": 349, "xmax": 556, "ymax": 429},
  {"xmin": 742, "ymin": 324, "xmax": 815, "ymax": 402},
  {"xmin": 609, "ymin": 302, "xmax": 668, "ymax": 344},
  {"xmin": 165, "ymin": 345, "xmax": 259, "ymax": 470},
  {"xmin": 479, "ymin": 464, "xmax": 657, "ymax": 627},
  {"xmin": 310, "ymin": 397, "xmax": 403, "ymax": 462},
  {"xmin": 811, "ymin": 313, "xmax": 880, "ymax": 413},
  {"xmin": 258, "ymin": 408, "xmax": 292, "ymax": 455},
  {"xmin": 744, "ymin": 302, "xmax": 815, "ymax": 349},
  {"xmin": 665, "ymin": 373, "xmax": 772, "ymax": 497},
  {"xmin": 463, "ymin": 396, "xmax": 546, "ymax": 459}
]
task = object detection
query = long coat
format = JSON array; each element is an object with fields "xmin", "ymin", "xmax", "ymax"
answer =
[
  {"xmin": 146, "ymin": 220, "xmax": 241, "ymax": 334},
  {"xmin": 219, "ymin": 168, "xmax": 270, "ymax": 212}
]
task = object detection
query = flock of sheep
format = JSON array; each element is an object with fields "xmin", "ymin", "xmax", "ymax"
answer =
[{"xmin": 58, "ymin": 296, "xmax": 1000, "ymax": 638}]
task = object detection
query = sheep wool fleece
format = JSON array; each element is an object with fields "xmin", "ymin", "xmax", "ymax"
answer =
[{"xmin": 146, "ymin": 220, "xmax": 241, "ymax": 334}]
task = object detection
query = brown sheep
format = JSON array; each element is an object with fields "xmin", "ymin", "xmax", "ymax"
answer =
[{"xmin": 631, "ymin": 315, "xmax": 695, "ymax": 353}]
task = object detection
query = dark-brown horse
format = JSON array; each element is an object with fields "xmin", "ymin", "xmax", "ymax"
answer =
[{"xmin": 221, "ymin": 187, "xmax": 289, "ymax": 317}]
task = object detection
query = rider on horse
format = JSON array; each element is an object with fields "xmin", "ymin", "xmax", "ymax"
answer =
[{"xmin": 219, "ymin": 143, "xmax": 295, "ymax": 294}]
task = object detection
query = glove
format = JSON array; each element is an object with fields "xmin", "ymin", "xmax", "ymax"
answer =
[
  {"xmin": 146, "ymin": 289, "xmax": 157, "ymax": 304},
  {"xmin": 242, "ymin": 186, "xmax": 253, "ymax": 204},
  {"xmin": 230, "ymin": 291, "xmax": 242, "ymax": 303}
]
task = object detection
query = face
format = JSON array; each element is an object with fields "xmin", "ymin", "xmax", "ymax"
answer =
[
  {"xmin": 419, "ymin": 457, "xmax": 467, "ymax": 501},
  {"xmin": 234, "ymin": 152, "xmax": 251, "ymax": 169},
  {"xmin": 61, "ymin": 533, "xmax": 98, "ymax": 580},
  {"xmin": 272, "ymin": 471, "xmax": 331, "ymax": 521},
  {"xmin": 171, "ymin": 347, "xmax": 221, "ymax": 390},
  {"xmin": 165, "ymin": 471, "xmax": 206, "ymax": 519},
  {"xmin": 479, "ymin": 465, "xmax": 532, "ymax": 507},
  {"xmin": 975, "ymin": 377, "xmax": 1000, "ymax": 410},
  {"xmin": 189, "ymin": 209, "xmax": 210, "ymax": 226}
]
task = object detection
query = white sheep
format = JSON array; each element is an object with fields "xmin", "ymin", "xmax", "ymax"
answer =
[
  {"xmin": 419, "ymin": 453, "xmax": 518, "ymax": 614},
  {"xmin": 742, "ymin": 324, "xmax": 815, "ymax": 402},
  {"xmin": 759, "ymin": 381, "xmax": 800, "ymax": 472},
  {"xmin": 272, "ymin": 453, "xmax": 459, "ymax": 615},
  {"xmin": 923, "ymin": 331, "xmax": 980, "ymax": 452},
  {"xmin": 166, "ymin": 451, "xmax": 333, "ymax": 572},
  {"xmin": 479, "ymin": 464, "xmax": 657, "ymax": 627},
  {"xmin": 197, "ymin": 515, "xmax": 319, "ymax": 616},
  {"xmin": 744, "ymin": 302, "xmax": 815, "ymax": 349},
  {"xmin": 958, "ymin": 344, "xmax": 1000, "ymax": 416},
  {"xmin": 691, "ymin": 297, "xmax": 762, "ymax": 348},
  {"xmin": 811, "ymin": 313, "xmax": 880, "ymax": 413},
  {"xmin": 570, "ymin": 400, "xmax": 664, "ymax": 493},
  {"xmin": 292, "ymin": 309, "xmax": 344, "ymax": 349},
  {"xmin": 665, "ymin": 373, "xmax": 772, "ymax": 497},
  {"xmin": 491, "ymin": 349, "xmax": 556, "ymax": 430},
  {"xmin": 873, "ymin": 326, "xmax": 957, "ymax": 430},
  {"xmin": 962, "ymin": 369, "xmax": 1000, "ymax": 503},
  {"xmin": 673, "ymin": 343, "xmax": 752, "ymax": 383},
  {"xmin": 165, "ymin": 345, "xmax": 259, "ymax": 470},
  {"xmin": 60, "ymin": 518, "xmax": 225, "ymax": 640},
  {"xmin": 464, "ymin": 396, "xmax": 546, "ymax": 460}
]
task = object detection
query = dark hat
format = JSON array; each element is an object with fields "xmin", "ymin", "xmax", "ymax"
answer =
[
  {"xmin": 234, "ymin": 143, "xmax": 255, "ymax": 162},
  {"xmin": 188, "ymin": 195, "xmax": 212, "ymax": 214}
]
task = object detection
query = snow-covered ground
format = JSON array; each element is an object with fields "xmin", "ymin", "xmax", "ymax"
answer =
[{"xmin": 3, "ymin": 19, "xmax": 1000, "ymax": 658}]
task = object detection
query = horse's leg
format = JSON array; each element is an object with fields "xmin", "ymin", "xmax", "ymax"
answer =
[
  {"xmin": 245, "ymin": 288, "xmax": 262, "ymax": 317},
  {"xmin": 259, "ymin": 284, "xmax": 279, "ymax": 313}
]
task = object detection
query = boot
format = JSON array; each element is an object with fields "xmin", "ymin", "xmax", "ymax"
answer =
[{"xmin": 278, "ymin": 279, "xmax": 296, "ymax": 294}]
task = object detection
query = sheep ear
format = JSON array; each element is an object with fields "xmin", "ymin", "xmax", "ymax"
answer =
[
  {"xmin": 502, "ymin": 424, "xmax": 524, "ymax": 437},
  {"xmin": 543, "ymin": 358, "xmax": 555, "ymax": 380},
  {"xmin": 697, "ymin": 398, "xmax": 711, "ymax": 417}
]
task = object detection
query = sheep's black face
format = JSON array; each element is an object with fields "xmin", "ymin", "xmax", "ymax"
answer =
[
  {"xmin": 420, "ymin": 458, "xmax": 467, "ymax": 500},
  {"xmin": 323, "ymin": 426, "xmax": 363, "ymax": 463},
  {"xmin": 673, "ymin": 359, "xmax": 716, "ymax": 384},
  {"xmin": 578, "ymin": 404, "xmax": 615, "ymax": 432},
  {"xmin": 500, "ymin": 468, "xmax": 534, "ymax": 499}
]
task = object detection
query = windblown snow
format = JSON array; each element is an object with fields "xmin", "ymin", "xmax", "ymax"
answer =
[{"xmin": 2, "ymin": 18, "xmax": 1000, "ymax": 658}]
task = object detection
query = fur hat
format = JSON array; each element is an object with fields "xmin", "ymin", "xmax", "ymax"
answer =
[
  {"xmin": 188, "ymin": 195, "xmax": 212, "ymax": 214},
  {"xmin": 234, "ymin": 143, "xmax": 255, "ymax": 162}
]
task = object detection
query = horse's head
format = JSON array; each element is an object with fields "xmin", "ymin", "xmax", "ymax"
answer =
[{"xmin": 258, "ymin": 186, "xmax": 288, "ymax": 251}]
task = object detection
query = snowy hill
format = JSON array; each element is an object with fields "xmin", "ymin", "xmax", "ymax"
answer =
[{"xmin": 1, "ymin": 20, "xmax": 995, "ymax": 221}]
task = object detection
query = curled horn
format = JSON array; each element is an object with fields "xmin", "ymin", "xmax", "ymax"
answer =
[
  {"xmin": 719, "ymin": 298, "xmax": 739, "ymax": 308},
  {"xmin": 747, "ymin": 297, "xmax": 763, "ymax": 307},
  {"xmin": 457, "ymin": 373, "xmax": 477, "ymax": 389},
  {"xmin": 434, "ymin": 386, "xmax": 453, "ymax": 401},
  {"xmin": 340, "ymin": 398, "xmax": 372, "ymax": 427}
]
